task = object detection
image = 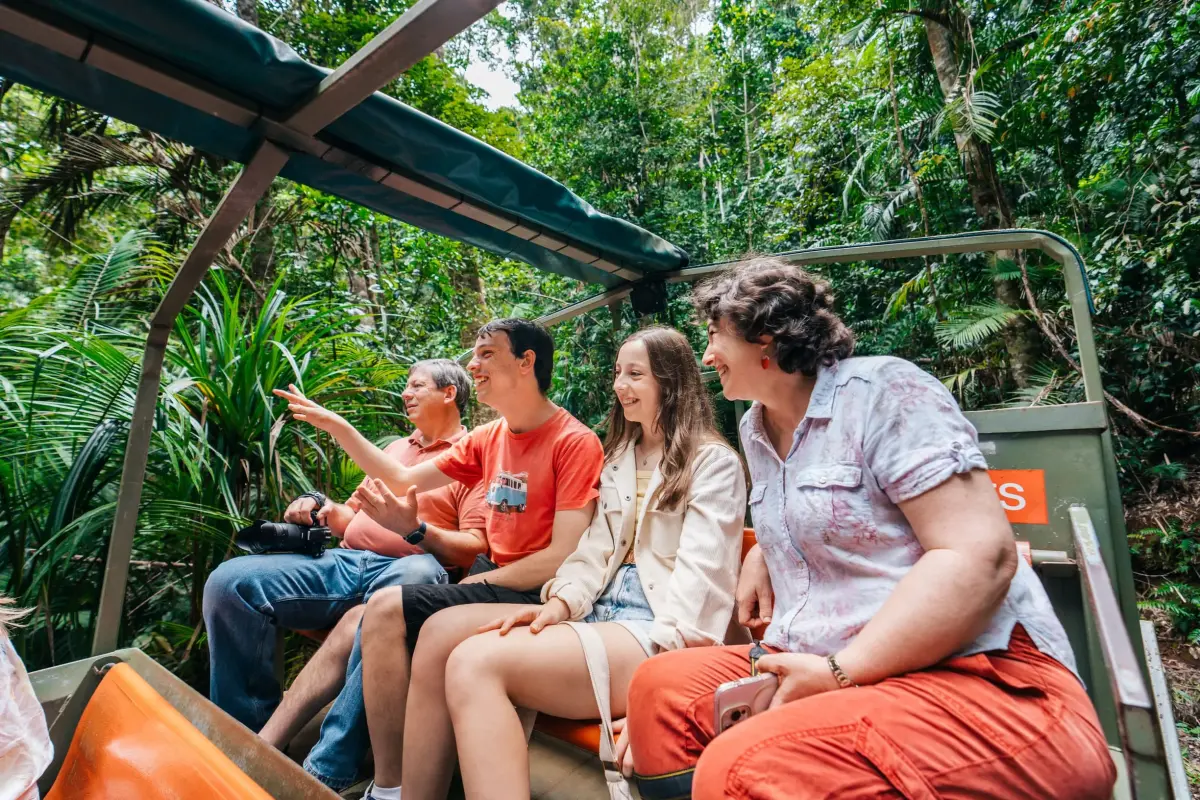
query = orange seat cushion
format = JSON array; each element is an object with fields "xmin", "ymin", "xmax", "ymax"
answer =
[
  {"xmin": 536, "ymin": 528, "xmax": 760, "ymax": 755},
  {"xmin": 533, "ymin": 713, "xmax": 603, "ymax": 753},
  {"xmin": 45, "ymin": 663, "xmax": 272, "ymax": 800}
]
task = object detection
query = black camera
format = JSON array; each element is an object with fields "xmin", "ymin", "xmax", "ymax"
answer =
[{"xmin": 235, "ymin": 497, "xmax": 331, "ymax": 557}]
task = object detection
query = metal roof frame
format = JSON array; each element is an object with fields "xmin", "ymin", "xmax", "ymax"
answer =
[
  {"xmin": 45, "ymin": 0, "xmax": 504, "ymax": 655},
  {"xmin": 0, "ymin": 0, "xmax": 649, "ymax": 283}
]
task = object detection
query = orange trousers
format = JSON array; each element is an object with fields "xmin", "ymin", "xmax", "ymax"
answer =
[{"xmin": 627, "ymin": 628, "xmax": 1117, "ymax": 800}]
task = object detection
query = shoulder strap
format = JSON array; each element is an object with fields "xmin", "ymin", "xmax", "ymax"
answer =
[{"xmin": 562, "ymin": 621, "xmax": 635, "ymax": 800}]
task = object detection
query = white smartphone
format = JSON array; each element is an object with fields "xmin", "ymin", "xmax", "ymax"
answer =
[{"xmin": 713, "ymin": 673, "xmax": 779, "ymax": 734}]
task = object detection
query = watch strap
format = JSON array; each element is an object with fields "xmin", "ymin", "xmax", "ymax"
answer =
[
  {"xmin": 298, "ymin": 492, "xmax": 327, "ymax": 526},
  {"xmin": 404, "ymin": 521, "xmax": 427, "ymax": 544}
]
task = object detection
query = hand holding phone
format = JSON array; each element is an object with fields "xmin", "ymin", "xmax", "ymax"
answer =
[{"xmin": 713, "ymin": 673, "xmax": 779, "ymax": 734}]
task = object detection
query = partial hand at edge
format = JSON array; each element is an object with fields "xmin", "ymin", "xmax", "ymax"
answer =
[{"xmin": 613, "ymin": 718, "xmax": 634, "ymax": 778}]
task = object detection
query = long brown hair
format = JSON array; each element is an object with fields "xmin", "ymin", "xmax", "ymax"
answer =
[{"xmin": 603, "ymin": 326, "xmax": 732, "ymax": 511}]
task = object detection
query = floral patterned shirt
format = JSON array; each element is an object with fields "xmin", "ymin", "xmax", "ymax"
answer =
[{"xmin": 741, "ymin": 356, "xmax": 1078, "ymax": 676}]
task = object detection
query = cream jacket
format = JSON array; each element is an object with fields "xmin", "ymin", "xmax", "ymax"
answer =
[{"xmin": 541, "ymin": 440, "xmax": 747, "ymax": 652}]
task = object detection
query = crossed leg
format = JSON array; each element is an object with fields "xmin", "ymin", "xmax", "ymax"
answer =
[{"xmin": 441, "ymin": 614, "xmax": 649, "ymax": 800}]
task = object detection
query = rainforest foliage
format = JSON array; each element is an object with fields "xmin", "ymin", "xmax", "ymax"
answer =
[{"xmin": 1, "ymin": 0, "xmax": 1198, "ymax": 686}]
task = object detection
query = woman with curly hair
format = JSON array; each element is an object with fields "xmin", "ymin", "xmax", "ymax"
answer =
[{"xmin": 623, "ymin": 258, "xmax": 1117, "ymax": 799}]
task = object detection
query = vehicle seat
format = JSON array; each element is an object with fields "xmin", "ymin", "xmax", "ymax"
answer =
[{"xmin": 45, "ymin": 662, "xmax": 272, "ymax": 800}]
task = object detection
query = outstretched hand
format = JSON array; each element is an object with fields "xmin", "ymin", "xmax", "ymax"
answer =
[
  {"xmin": 352, "ymin": 478, "xmax": 420, "ymax": 536},
  {"xmin": 477, "ymin": 598, "xmax": 570, "ymax": 635},
  {"xmin": 273, "ymin": 384, "xmax": 347, "ymax": 435}
]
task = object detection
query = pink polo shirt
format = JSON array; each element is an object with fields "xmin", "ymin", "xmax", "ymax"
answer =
[{"xmin": 341, "ymin": 428, "xmax": 487, "ymax": 559}]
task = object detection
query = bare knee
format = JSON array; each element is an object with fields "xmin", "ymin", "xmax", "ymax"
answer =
[
  {"xmin": 322, "ymin": 604, "xmax": 364, "ymax": 651},
  {"xmin": 416, "ymin": 607, "xmax": 482, "ymax": 662},
  {"xmin": 443, "ymin": 634, "xmax": 504, "ymax": 712},
  {"xmin": 363, "ymin": 586, "xmax": 406, "ymax": 642}
]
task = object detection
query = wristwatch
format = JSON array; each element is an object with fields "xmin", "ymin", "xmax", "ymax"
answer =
[{"xmin": 404, "ymin": 521, "xmax": 427, "ymax": 545}]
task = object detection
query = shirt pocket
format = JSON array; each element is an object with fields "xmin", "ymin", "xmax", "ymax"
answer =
[
  {"xmin": 644, "ymin": 503, "xmax": 684, "ymax": 561},
  {"xmin": 600, "ymin": 486, "xmax": 624, "ymax": 523},
  {"xmin": 793, "ymin": 463, "xmax": 876, "ymax": 546}
]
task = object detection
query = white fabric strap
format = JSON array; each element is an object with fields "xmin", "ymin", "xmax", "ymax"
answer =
[{"xmin": 563, "ymin": 621, "xmax": 634, "ymax": 800}]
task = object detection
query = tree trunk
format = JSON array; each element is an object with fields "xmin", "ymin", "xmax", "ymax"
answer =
[
  {"xmin": 451, "ymin": 248, "xmax": 496, "ymax": 426},
  {"xmin": 741, "ymin": 58, "xmax": 754, "ymax": 251},
  {"xmin": 924, "ymin": 19, "xmax": 1039, "ymax": 387},
  {"xmin": 347, "ymin": 228, "xmax": 377, "ymax": 330},
  {"xmin": 235, "ymin": 0, "xmax": 276, "ymax": 301},
  {"xmin": 236, "ymin": 0, "xmax": 258, "ymax": 26}
]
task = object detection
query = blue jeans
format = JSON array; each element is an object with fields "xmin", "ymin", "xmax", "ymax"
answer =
[{"xmin": 203, "ymin": 548, "xmax": 446, "ymax": 789}]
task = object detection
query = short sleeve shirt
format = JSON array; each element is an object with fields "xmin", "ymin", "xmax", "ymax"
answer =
[
  {"xmin": 435, "ymin": 407, "xmax": 604, "ymax": 566},
  {"xmin": 341, "ymin": 429, "xmax": 488, "ymax": 559},
  {"xmin": 741, "ymin": 356, "xmax": 1077, "ymax": 676}
]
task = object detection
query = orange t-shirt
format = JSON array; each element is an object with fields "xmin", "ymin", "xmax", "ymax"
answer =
[
  {"xmin": 434, "ymin": 407, "xmax": 604, "ymax": 566},
  {"xmin": 341, "ymin": 429, "xmax": 487, "ymax": 559}
]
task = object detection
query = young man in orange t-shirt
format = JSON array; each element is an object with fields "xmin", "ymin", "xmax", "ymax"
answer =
[{"xmin": 282, "ymin": 319, "xmax": 604, "ymax": 794}]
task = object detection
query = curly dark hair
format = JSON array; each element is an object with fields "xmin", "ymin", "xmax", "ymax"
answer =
[{"xmin": 692, "ymin": 256, "xmax": 855, "ymax": 376}]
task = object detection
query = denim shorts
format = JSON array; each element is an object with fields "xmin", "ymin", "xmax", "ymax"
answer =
[{"xmin": 583, "ymin": 564, "xmax": 656, "ymax": 655}]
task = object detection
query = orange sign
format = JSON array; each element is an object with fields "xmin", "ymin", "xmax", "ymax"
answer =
[{"xmin": 988, "ymin": 469, "xmax": 1048, "ymax": 525}]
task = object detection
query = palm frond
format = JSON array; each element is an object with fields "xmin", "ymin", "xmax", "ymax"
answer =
[{"xmin": 934, "ymin": 301, "xmax": 1028, "ymax": 349}]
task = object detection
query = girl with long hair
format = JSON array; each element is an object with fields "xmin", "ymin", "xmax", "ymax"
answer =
[{"xmin": 384, "ymin": 325, "xmax": 747, "ymax": 800}]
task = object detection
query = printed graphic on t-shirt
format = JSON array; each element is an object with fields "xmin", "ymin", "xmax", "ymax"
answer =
[{"xmin": 486, "ymin": 470, "xmax": 528, "ymax": 513}]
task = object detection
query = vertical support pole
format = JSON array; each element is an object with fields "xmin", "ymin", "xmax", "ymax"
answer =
[
  {"xmin": 607, "ymin": 298, "xmax": 624, "ymax": 339},
  {"xmin": 1042, "ymin": 237, "xmax": 1104, "ymax": 404},
  {"xmin": 91, "ymin": 142, "xmax": 289, "ymax": 656}
]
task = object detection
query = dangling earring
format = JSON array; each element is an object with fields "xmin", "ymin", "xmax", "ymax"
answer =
[{"xmin": 761, "ymin": 350, "xmax": 770, "ymax": 370}]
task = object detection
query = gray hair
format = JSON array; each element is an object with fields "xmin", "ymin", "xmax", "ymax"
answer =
[{"xmin": 411, "ymin": 358, "xmax": 471, "ymax": 416}]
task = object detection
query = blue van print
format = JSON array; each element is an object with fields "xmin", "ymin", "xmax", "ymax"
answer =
[{"xmin": 487, "ymin": 471, "xmax": 528, "ymax": 513}]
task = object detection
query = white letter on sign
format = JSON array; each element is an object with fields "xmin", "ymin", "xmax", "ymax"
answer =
[{"xmin": 996, "ymin": 482, "xmax": 1027, "ymax": 511}]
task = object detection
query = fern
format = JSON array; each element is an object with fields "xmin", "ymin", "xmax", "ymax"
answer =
[
  {"xmin": 55, "ymin": 230, "xmax": 154, "ymax": 331},
  {"xmin": 885, "ymin": 269, "xmax": 930, "ymax": 319},
  {"xmin": 935, "ymin": 301, "xmax": 1027, "ymax": 349},
  {"xmin": 1005, "ymin": 361, "xmax": 1074, "ymax": 406},
  {"xmin": 936, "ymin": 88, "xmax": 1003, "ymax": 144}
]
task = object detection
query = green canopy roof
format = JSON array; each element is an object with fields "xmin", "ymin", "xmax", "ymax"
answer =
[{"xmin": 0, "ymin": 0, "xmax": 688, "ymax": 287}]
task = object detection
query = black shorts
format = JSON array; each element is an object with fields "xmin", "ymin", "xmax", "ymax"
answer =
[{"xmin": 400, "ymin": 555, "xmax": 541, "ymax": 642}]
